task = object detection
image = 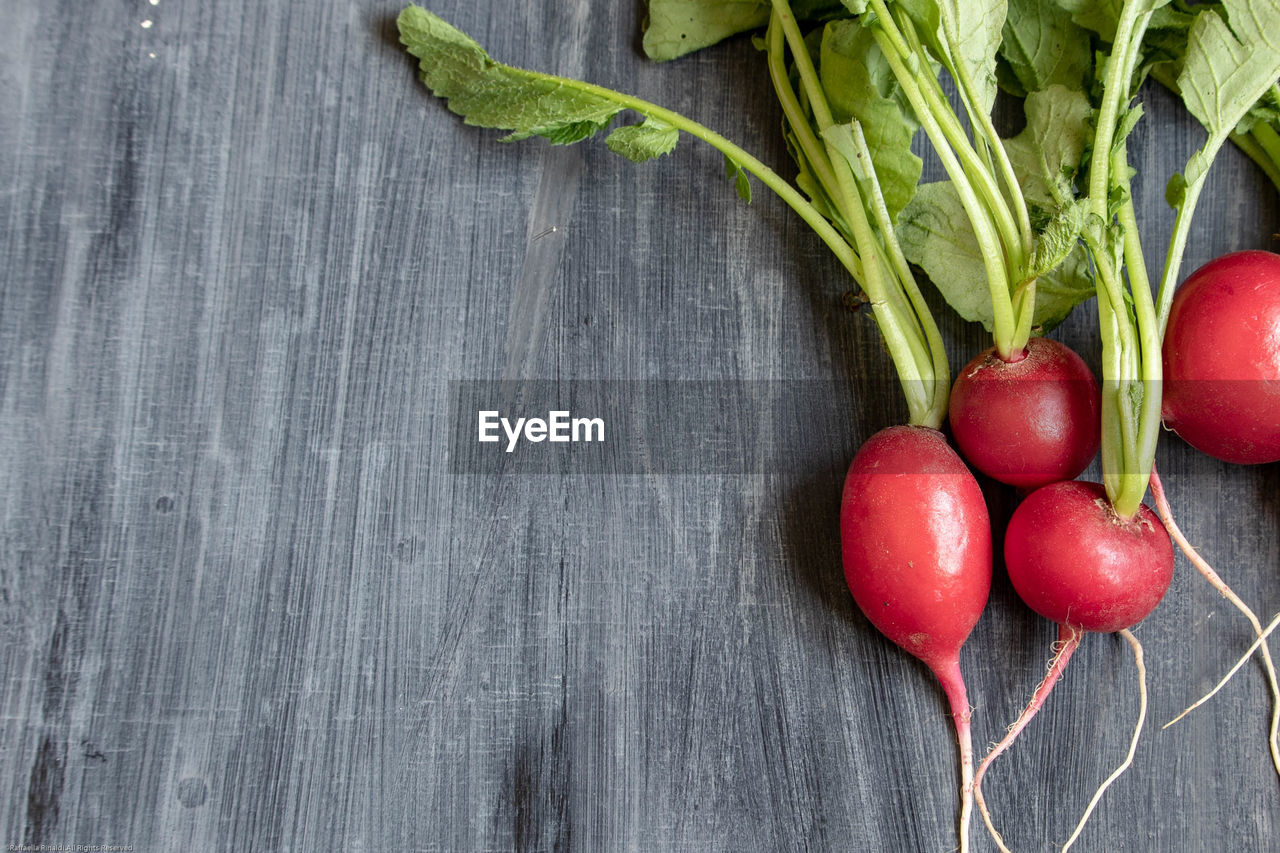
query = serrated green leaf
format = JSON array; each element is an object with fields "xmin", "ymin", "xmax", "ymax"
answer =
[
  {"xmin": 898, "ymin": 183, "xmax": 991, "ymax": 326},
  {"xmin": 1133, "ymin": 3, "xmax": 1280, "ymax": 190},
  {"xmin": 1177, "ymin": 0, "xmax": 1280, "ymax": 139},
  {"xmin": 1028, "ymin": 200, "xmax": 1089, "ymax": 278},
  {"xmin": 399, "ymin": 6, "xmax": 625, "ymax": 144},
  {"xmin": 819, "ymin": 18, "xmax": 922, "ymax": 219},
  {"xmin": 1002, "ymin": 85, "xmax": 1094, "ymax": 210},
  {"xmin": 606, "ymin": 118, "xmax": 680, "ymax": 162},
  {"xmin": 898, "ymin": 181, "xmax": 1093, "ymax": 331},
  {"xmin": 998, "ymin": 0, "xmax": 1091, "ymax": 97},
  {"xmin": 898, "ymin": 0, "xmax": 1007, "ymax": 113}
]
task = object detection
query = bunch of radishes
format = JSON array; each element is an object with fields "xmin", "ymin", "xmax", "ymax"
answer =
[
  {"xmin": 398, "ymin": 1, "xmax": 1280, "ymax": 848},
  {"xmin": 841, "ymin": 250, "xmax": 1280, "ymax": 853},
  {"xmin": 832, "ymin": 2, "xmax": 1280, "ymax": 850}
]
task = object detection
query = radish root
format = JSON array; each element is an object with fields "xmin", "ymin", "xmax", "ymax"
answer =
[
  {"xmin": 1168, "ymin": 611, "xmax": 1280, "ymax": 728},
  {"xmin": 1149, "ymin": 465, "xmax": 1280, "ymax": 780},
  {"xmin": 1060, "ymin": 629, "xmax": 1147, "ymax": 851},
  {"xmin": 934, "ymin": 658, "xmax": 975, "ymax": 853},
  {"xmin": 974, "ymin": 623, "xmax": 1083, "ymax": 853}
]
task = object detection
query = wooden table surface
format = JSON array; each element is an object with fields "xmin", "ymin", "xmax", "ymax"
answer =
[{"xmin": 3, "ymin": 2, "xmax": 1278, "ymax": 850}]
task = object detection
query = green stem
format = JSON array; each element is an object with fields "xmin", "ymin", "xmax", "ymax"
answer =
[
  {"xmin": 851, "ymin": 122, "xmax": 951, "ymax": 426},
  {"xmin": 770, "ymin": 1, "xmax": 926, "ymax": 373},
  {"xmin": 1252, "ymin": 120, "xmax": 1280, "ymax": 176},
  {"xmin": 1084, "ymin": 0, "xmax": 1159, "ymax": 516},
  {"xmin": 1115, "ymin": 186, "xmax": 1162, "ymax": 519},
  {"xmin": 831, "ymin": 147, "xmax": 935, "ymax": 425},
  {"xmin": 940, "ymin": 23, "xmax": 1033, "ymax": 267},
  {"xmin": 881, "ymin": 5, "xmax": 1025, "ymax": 273},
  {"xmin": 547, "ymin": 79, "xmax": 862, "ymax": 284},
  {"xmin": 1087, "ymin": 247, "xmax": 1137, "ymax": 508},
  {"xmin": 866, "ymin": 1, "xmax": 1019, "ymax": 357},
  {"xmin": 770, "ymin": 2, "xmax": 833, "ymax": 129},
  {"xmin": 1010, "ymin": 277, "xmax": 1036, "ymax": 354},
  {"xmin": 1156, "ymin": 72, "xmax": 1280, "ymax": 334},
  {"xmin": 769, "ymin": 5, "xmax": 890, "ymax": 304},
  {"xmin": 764, "ymin": 17, "xmax": 845, "ymax": 224},
  {"xmin": 767, "ymin": 1, "xmax": 941, "ymax": 426},
  {"xmin": 1154, "ymin": 132, "xmax": 1229, "ymax": 336},
  {"xmin": 1087, "ymin": 8, "xmax": 1143, "ymax": 218},
  {"xmin": 768, "ymin": 5, "xmax": 886, "ymax": 303}
]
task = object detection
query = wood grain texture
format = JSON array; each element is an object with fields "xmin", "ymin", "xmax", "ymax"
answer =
[{"xmin": 1, "ymin": 1, "xmax": 1277, "ymax": 851}]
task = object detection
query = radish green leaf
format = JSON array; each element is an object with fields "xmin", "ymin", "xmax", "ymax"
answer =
[
  {"xmin": 998, "ymin": 0, "xmax": 1090, "ymax": 97},
  {"xmin": 819, "ymin": 17, "xmax": 922, "ymax": 219}
]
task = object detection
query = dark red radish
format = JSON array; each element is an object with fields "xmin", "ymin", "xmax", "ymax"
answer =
[
  {"xmin": 1162, "ymin": 250, "xmax": 1280, "ymax": 465},
  {"xmin": 974, "ymin": 480, "xmax": 1173, "ymax": 851},
  {"xmin": 841, "ymin": 425, "xmax": 991, "ymax": 850},
  {"xmin": 948, "ymin": 337, "xmax": 1101, "ymax": 489}
]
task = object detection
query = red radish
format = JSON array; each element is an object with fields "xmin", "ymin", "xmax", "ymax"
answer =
[
  {"xmin": 974, "ymin": 480, "xmax": 1173, "ymax": 851},
  {"xmin": 1162, "ymin": 250, "xmax": 1280, "ymax": 464},
  {"xmin": 841, "ymin": 425, "xmax": 992, "ymax": 849},
  {"xmin": 948, "ymin": 337, "xmax": 1101, "ymax": 489},
  {"xmin": 1004, "ymin": 481, "xmax": 1173, "ymax": 633}
]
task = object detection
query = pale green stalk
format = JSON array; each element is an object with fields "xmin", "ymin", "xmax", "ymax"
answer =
[
  {"xmin": 1083, "ymin": 0, "xmax": 1159, "ymax": 517},
  {"xmin": 764, "ymin": 21, "xmax": 842, "ymax": 223},
  {"xmin": 1154, "ymin": 132, "xmax": 1230, "ymax": 336},
  {"xmin": 1251, "ymin": 117, "xmax": 1280, "ymax": 171},
  {"xmin": 866, "ymin": 0, "xmax": 1020, "ymax": 358},
  {"xmin": 879, "ymin": 4, "xmax": 1025, "ymax": 269},
  {"xmin": 531, "ymin": 77, "xmax": 864, "ymax": 285},
  {"xmin": 768, "ymin": 1, "xmax": 942, "ymax": 425},
  {"xmin": 938, "ymin": 17, "xmax": 1033, "ymax": 267},
  {"xmin": 850, "ymin": 123, "xmax": 951, "ymax": 426},
  {"xmin": 769, "ymin": 2, "xmax": 925, "ymax": 357}
]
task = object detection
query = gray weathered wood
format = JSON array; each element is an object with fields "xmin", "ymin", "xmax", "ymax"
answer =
[{"xmin": 1, "ymin": 1, "xmax": 1277, "ymax": 850}]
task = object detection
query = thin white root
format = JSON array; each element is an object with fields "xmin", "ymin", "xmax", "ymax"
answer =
[
  {"xmin": 1149, "ymin": 464, "xmax": 1280, "ymax": 780},
  {"xmin": 958, "ymin": 731, "xmax": 973, "ymax": 853},
  {"xmin": 1060, "ymin": 629, "xmax": 1148, "ymax": 852},
  {"xmin": 975, "ymin": 624, "xmax": 1082, "ymax": 853},
  {"xmin": 976, "ymin": 788, "xmax": 1015, "ymax": 853},
  {"xmin": 1166, "ymin": 611, "xmax": 1280, "ymax": 729}
]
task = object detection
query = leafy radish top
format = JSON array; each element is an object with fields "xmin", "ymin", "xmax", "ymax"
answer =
[
  {"xmin": 404, "ymin": 0, "xmax": 1280, "ymax": 512},
  {"xmin": 399, "ymin": 3, "xmax": 954, "ymax": 427}
]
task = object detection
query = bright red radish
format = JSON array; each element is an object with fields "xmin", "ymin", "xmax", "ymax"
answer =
[
  {"xmin": 1004, "ymin": 480, "xmax": 1173, "ymax": 633},
  {"xmin": 948, "ymin": 337, "xmax": 1101, "ymax": 489},
  {"xmin": 1162, "ymin": 250, "xmax": 1280, "ymax": 464},
  {"xmin": 841, "ymin": 426, "xmax": 992, "ymax": 672},
  {"xmin": 841, "ymin": 425, "xmax": 991, "ymax": 850},
  {"xmin": 974, "ymin": 480, "xmax": 1173, "ymax": 851}
]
